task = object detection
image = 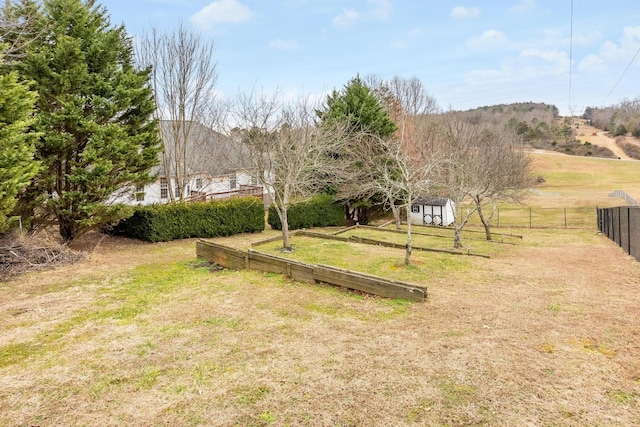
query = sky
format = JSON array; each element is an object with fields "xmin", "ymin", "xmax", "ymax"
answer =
[{"xmin": 101, "ymin": 0, "xmax": 640, "ymax": 116}]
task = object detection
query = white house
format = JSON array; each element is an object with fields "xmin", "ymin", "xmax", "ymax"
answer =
[
  {"xmin": 111, "ymin": 121, "xmax": 266, "ymax": 206},
  {"xmin": 409, "ymin": 197, "xmax": 456, "ymax": 227}
]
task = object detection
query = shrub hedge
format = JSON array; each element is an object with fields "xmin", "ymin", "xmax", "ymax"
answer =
[
  {"xmin": 113, "ymin": 197, "xmax": 265, "ymax": 242},
  {"xmin": 268, "ymin": 194, "xmax": 344, "ymax": 230}
]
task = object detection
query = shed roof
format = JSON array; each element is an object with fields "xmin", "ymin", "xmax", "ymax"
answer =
[{"xmin": 414, "ymin": 197, "xmax": 449, "ymax": 206}]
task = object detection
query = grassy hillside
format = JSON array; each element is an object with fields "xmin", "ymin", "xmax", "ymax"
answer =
[{"xmin": 528, "ymin": 152, "xmax": 640, "ymax": 207}]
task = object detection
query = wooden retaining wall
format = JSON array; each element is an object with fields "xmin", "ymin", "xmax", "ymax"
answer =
[
  {"xmin": 294, "ymin": 229, "xmax": 490, "ymax": 258},
  {"xmin": 196, "ymin": 240, "xmax": 427, "ymax": 301}
]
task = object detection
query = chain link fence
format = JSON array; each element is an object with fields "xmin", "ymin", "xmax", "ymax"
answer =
[
  {"xmin": 597, "ymin": 206, "xmax": 640, "ymax": 262},
  {"xmin": 460, "ymin": 207, "xmax": 596, "ymax": 229}
]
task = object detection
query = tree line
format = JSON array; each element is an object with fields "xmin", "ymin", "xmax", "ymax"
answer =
[
  {"xmin": 584, "ymin": 98, "xmax": 640, "ymax": 138},
  {"xmin": 0, "ymin": 0, "xmax": 534, "ymax": 264}
]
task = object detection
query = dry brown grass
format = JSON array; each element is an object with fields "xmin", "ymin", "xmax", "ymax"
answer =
[
  {"xmin": 2, "ymin": 226, "xmax": 640, "ymax": 426},
  {"xmin": 2, "ymin": 151, "xmax": 640, "ymax": 426}
]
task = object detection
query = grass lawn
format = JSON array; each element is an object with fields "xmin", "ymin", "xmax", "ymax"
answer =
[
  {"xmin": 529, "ymin": 152, "xmax": 640, "ymax": 207},
  {"xmin": 2, "ymin": 224, "xmax": 640, "ymax": 426},
  {"xmin": 2, "ymin": 151, "xmax": 640, "ymax": 426}
]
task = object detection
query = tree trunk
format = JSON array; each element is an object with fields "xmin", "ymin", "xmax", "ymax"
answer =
[
  {"xmin": 390, "ymin": 203, "xmax": 401, "ymax": 230},
  {"xmin": 404, "ymin": 209, "xmax": 412, "ymax": 265},
  {"xmin": 345, "ymin": 205, "xmax": 356, "ymax": 223},
  {"xmin": 58, "ymin": 215, "xmax": 75, "ymax": 242},
  {"xmin": 280, "ymin": 207, "xmax": 293, "ymax": 251},
  {"xmin": 356, "ymin": 205, "xmax": 369, "ymax": 225},
  {"xmin": 476, "ymin": 202, "xmax": 492, "ymax": 241},
  {"xmin": 453, "ymin": 224, "xmax": 463, "ymax": 249}
]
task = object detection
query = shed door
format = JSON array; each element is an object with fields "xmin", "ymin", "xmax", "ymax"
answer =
[{"xmin": 423, "ymin": 205, "xmax": 443, "ymax": 226}]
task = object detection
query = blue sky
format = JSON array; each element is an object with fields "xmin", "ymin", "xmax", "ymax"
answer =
[{"xmin": 103, "ymin": 0, "xmax": 640, "ymax": 116}]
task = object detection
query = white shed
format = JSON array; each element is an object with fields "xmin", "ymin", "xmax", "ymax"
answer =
[{"xmin": 409, "ymin": 197, "xmax": 456, "ymax": 227}]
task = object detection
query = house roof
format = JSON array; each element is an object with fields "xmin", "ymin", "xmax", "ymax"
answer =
[
  {"xmin": 157, "ymin": 120, "xmax": 251, "ymax": 178},
  {"xmin": 414, "ymin": 197, "xmax": 449, "ymax": 206}
]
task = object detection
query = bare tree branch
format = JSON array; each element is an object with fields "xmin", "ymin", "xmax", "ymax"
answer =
[
  {"xmin": 137, "ymin": 23, "xmax": 223, "ymax": 202},
  {"xmin": 233, "ymin": 90, "xmax": 348, "ymax": 250}
]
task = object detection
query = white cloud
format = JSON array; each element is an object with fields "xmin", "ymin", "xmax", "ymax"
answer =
[
  {"xmin": 509, "ymin": 0, "xmax": 535, "ymax": 14},
  {"xmin": 467, "ymin": 30, "xmax": 510, "ymax": 48},
  {"xmin": 332, "ymin": 0, "xmax": 393, "ymax": 28},
  {"xmin": 191, "ymin": 0, "xmax": 254, "ymax": 30},
  {"xmin": 521, "ymin": 48, "xmax": 569, "ymax": 65},
  {"xmin": 332, "ymin": 8, "xmax": 360, "ymax": 27},
  {"xmin": 450, "ymin": 6, "xmax": 480, "ymax": 19},
  {"xmin": 466, "ymin": 48, "xmax": 568, "ymax": 87},
  {"xmin": 389, "ymin": 40, "xmax": 407, "ymax": 49},
  {"xmin": 578, "ymin": 26, "xmax": 640, "ymax": 72},
  {"xmin": 539, "ymin": 28, "xmax": 601, "ymax": 48},
  {"xmin": 268, "ymin": 39, "xmax": 299, "ymax": 51},
  {"xmin": 369, "ymin": 0, "xmax": 393, "ymax": 20},
  {"xmin": 578, "ymin": 54, "xmax": 606, "ymax": 73},
  {"xmin": 408, "ymin": 27, "xmax": 424, "ymax": 37}
]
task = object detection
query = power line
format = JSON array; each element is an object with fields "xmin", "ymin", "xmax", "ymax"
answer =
[
  {"xmin": 602, "ymin": 45, "xmax": 640, "ymax": 105},
  {"xmin": 568, "ymin": 0, "xmax": 573, "ymax": 116}
]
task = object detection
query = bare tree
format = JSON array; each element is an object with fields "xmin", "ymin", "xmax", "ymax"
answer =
[
  {"xmin": 234, "ymin": 90, "xmax": 347, "ymax": 251},
  {"xmin": 137, "ymin": 23, "xmax": 225, "ymax": 202},
  {"xmin": 364, "ymin": 75, "xmax": 439, "ymax": 229},
  {"xmin": 434, "ymin": 114, "xmax": 534, "ymax": 247},
  {"xmin": 0, "ymin": 0, "xmax": 46, "ymax": 62},
  {"xmin": 355, "ymin": 119, "xmax": 442, "ymax": 264},
  {"xmin": 468, "ymin": 126, "xmax": 534, "ymax": 240},
  {"xmin": 434, "ymin": 114, "xmax": 484, "ymax": 249}
]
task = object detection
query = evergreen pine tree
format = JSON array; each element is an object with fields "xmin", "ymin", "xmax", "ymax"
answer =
[
  {"xmin": 12, "ymin": 0, "xmax": 160, "ymax": 241},
  {"xmin": 0, "ymin": 55, "xmax": 38, "ymax": 232},
  {"xmin": 317, "ymin": 76, "xmax": 397, "ymax": 224},
  {"xmin": 317, "ymin": 75, "xmax": 397, "ymax": 137}
]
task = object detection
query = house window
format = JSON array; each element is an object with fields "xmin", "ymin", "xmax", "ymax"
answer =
[
  {"xmin": 135, "ymin": 185, "xmax": 145, "ymax": 202},
  {"xmin": 196, "ymin": 178, "xmax": 202, "ymax": 190},
  {"xmin": 175, "ymin": 186, "xmax": 181, "ymax": 199},
  {"xmin": 411, "ymin": 205, "xmax": 420, "ymax": 213},
  {"xmin": 230, "ymin": 173, "xmax": 237, "ymax": 189},
  {"xmin": 160, "ymin": 178, "xmax": 168, "ymax": 199},
  {"xmin": 251, "ymin": 175, "xmax": 258, "ymax": 185}
]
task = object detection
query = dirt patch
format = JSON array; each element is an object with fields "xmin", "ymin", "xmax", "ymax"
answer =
[{"xmin": 576, "ymin": 120, "xmax": 633, "ymax": 160}]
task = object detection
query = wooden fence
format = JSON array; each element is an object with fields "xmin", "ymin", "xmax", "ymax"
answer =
[
  {"xmin": 196, "ymin": 240, "xmax": 427, "ymax": 301},
  {"xmin": 295, "ymin": 228, "xmax": 491, "ymax": 258}
]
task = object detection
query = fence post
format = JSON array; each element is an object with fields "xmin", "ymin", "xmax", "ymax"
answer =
[
  {"xmin": 617, "ymin": 206, "xmax": 622, "ymax": 246},
  {"xmin": 628, "ymin": 207, "xmax": 632, "ymax": 255}
]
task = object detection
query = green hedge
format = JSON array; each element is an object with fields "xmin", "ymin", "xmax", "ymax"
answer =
[
  {"xmin": 268, "ymin": 194, "xmax": 344, "ymax": 230},
  {"xmin": 113, "ymin": 197, "xmax": 265, "ymax": 242}
]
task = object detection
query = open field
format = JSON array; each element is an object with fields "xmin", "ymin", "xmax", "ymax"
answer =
[
  {"xmin": 1, "ymin": 151, "xmax": 640, "ymax": 426},
  {"xmin": 527, "ymin": 151, "xmax": 640, "ymax": 208}
]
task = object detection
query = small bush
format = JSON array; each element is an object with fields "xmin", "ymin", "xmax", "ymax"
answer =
[
  {"xmin": 113, "ymin": 197, "xmax": 265, "ymax": 242},
  {"xmin": 268, "ymin": 194, "xmax": 344, "ymax": 230}
]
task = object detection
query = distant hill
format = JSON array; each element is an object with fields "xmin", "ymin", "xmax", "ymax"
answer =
[{"xmin": 453, "ymin": 102, "xmax": 616, "ymax": 158}]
